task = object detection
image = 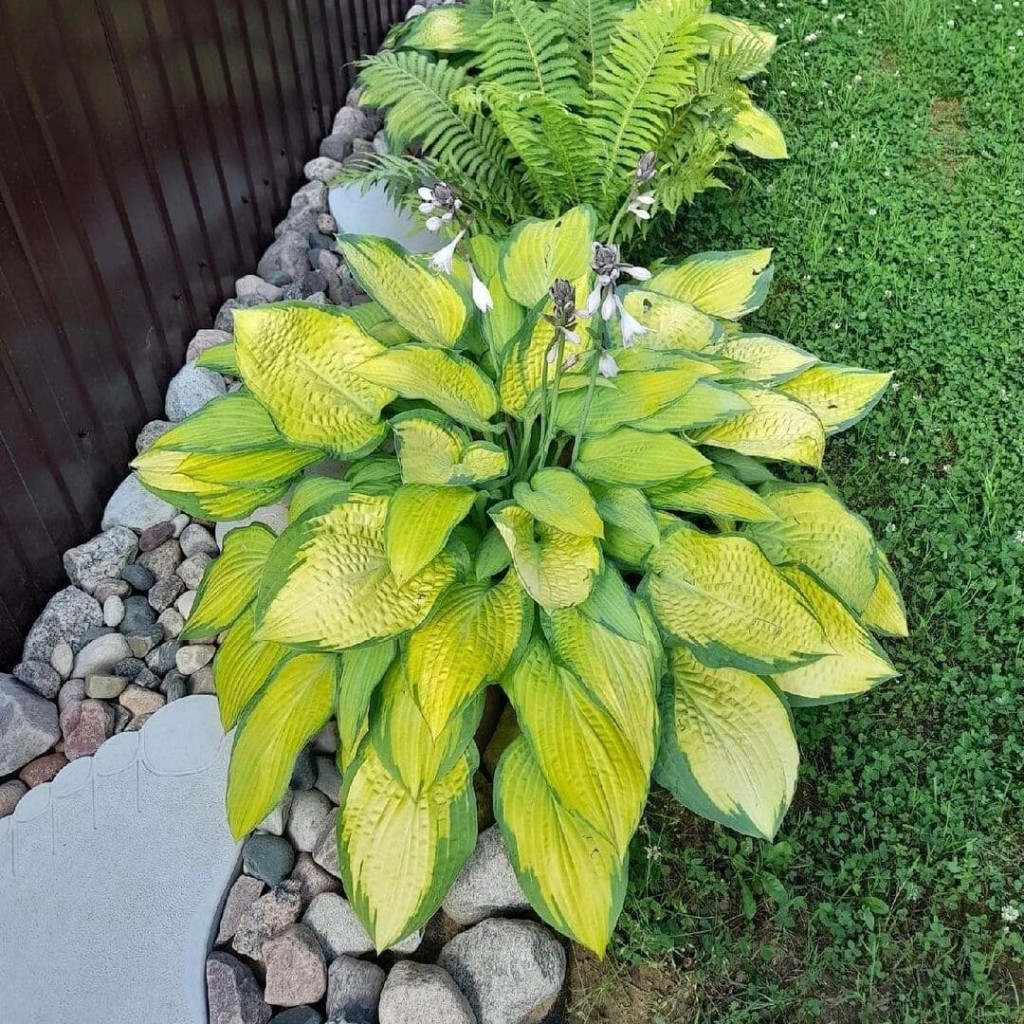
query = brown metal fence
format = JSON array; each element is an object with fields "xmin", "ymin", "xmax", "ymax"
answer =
[{"xmin": 0, "ymin": 0, "xmax": 402, "ymax": 664}]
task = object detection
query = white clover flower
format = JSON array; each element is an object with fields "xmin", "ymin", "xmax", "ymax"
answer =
[
  {"xmin": 803, "ymin": 31, "xmax": 820, "ymax": 43},
  {"xmin": 1001, "ymin": 904, "xmax": 1020, "ymax": 922},
  {"xmin": 598, "ymin": 351, "xmax": 619, "ymax": 378},
  {"xmin": 899, "ymin": 456, "xmax": 910, "ymax": 465},
  {"xmin": 885, "ymin": 522, "xmax": 896, "ymax": 534},
  {"xmin": 470, "ymin": 269, "xmax": 493, "ymax": 312},
  {"xmin": 1013, "ymin": 530, "xmax": 1024, "ymax": 545},
  {"xmin": 429, "ymin": 229, "xmax": 465, "ymax": 274}
]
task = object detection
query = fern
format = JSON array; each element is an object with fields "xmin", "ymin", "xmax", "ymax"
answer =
[
  {"xmin": 699, "ymin": 13, "xmax": 777, "ymax": 82},
  {"xmin": 587, "ymin": 0, "xmax": 707, "ymax": 215},
  {"xmin": 473, "ymin": 0, "xmax": 585, "ymax": 106},
  {"xmin": 551, "ymin": 0, "xmax": 628, "ymax": 90}
]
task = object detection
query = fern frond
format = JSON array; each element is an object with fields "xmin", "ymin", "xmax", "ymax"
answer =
[
  {"xmin": 551, "ymin": 0, "xmax": 629, "ymax": 91},
  {"xmin": 474, "ymin": 0, "xmax": 585, "ymax": 106},
  {"xmin": 588, "ymin": 0, "xmax": 708, "ymax": 215},
  {"xmin": 655, "ymin": 108, "xmax": 738, "ymax": 215},
  {"xmin": 357, "ymin": 52, "xmax": 522, "ymax": 220},
  {"xmin": 698, "ymin": 14, "xmax": 777, "ymax": 82}
]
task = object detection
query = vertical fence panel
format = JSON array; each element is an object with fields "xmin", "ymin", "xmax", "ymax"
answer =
[{"xmin": 0, "ymin": 0, "xmax": 400, "ymax": 665}]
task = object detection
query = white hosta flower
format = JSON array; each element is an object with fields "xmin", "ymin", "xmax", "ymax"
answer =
[
  {"xmin": 417, "ymin": 186, "xmax": 434, "ymax": 202},
  {"xmin": 616, "ymin": 296, "xmax": 649, "ymax": 347},
  {"xmin": 598, "ymin": 351, "xmax": 619, "ymax": 378},
  {"xmin": 634, "ymin": 193, "xmax": 656, "ymax": 206},
  {"xmin": 623, "ymin": 265, "xmax": 652, "ymax": 281},
  {"xmin": 419, "ymin": 201, "xmax": 436, "ymax": 214},
  {"xmin": 429, "ymin": 230, "xmax": 465, "ymax": 274},
  {"xmin": 601, "ymin": 290, "xmax": 617, "ymax": 321},
  {"xmin": 629, "ymin": 204, "xmax": 652, "ymax": 221},
  {"xmin": 470, "ymin": 270, "xmax": 494, "ymax": 312},
  {"xmin": 425, "ymin": 215, "xmax": 444, "ymax": 232},
  {"xmin": 580, "ymin": 285, "xmax": 602, "ymax": 318}
]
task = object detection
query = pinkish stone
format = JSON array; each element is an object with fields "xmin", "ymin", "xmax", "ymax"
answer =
[
  {"xmin": 289, "ymin": 852, "xmax": 341, "ymax": 903},
  {"xmin": 262, "ymin": 924, "xmax": 327, "ymax": 1007},
  {"xmin": 217, "ymin": 875, "xmax": 265, "ymax": 945},
  {"xmin": 18, "ymin": 752, "xmax": 68, "ymax": 788},
  {"xmin": 60, "ymin": 698, "xmax": 114, "ymax": 760},
  {"xmin": 232, "ymin": 881, "xmax": 303, "ymax": 961},
  {"xmin": 0, "ymin": 779, "xmax": 27, "ymax": 817}
]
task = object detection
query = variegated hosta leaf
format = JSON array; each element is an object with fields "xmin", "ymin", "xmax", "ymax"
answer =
[
  {"xmin": 634, "ymin": 380, "xmax": 751, "ymax": 433},
  {"xmin": 655, "ymin": 646, "xmax": 798, "ymax": 841},
  {"xmin": 474, "ymin": 527, "xmax": 513, "ymax": 580},
  {"xmin": 358, "ymin": 344, "xmax": 500, "ymax": 431},
  {"xmin": 773, "ymin": 566, "xmax": 898, "ymax": 704},
  {"xmin": 619, "ymin": 289, "xmax": 725, "ymax": 351},
  {"xmin": 256, "ymin": 494, "xmax": 456, "ymax": 650},
  {"xmin": 719, "ymin": 333, "xmax": 818, "ymax": 384},
  {"xmin": 513, "ymin": 468, "xmax": 603, "ymax": 538},
  {"xmin": 195, "ymin": 342, "xmax": 239, "ymax": 375},
  {"xmin": 391, "ymin": 411, "xmax": 507, "ymax": 486},
  {"xmin": 730, "ymin": 91, "xmax": 788, "ymax": 159},
  {"xmin": 385, "ymin": 484, "xmax": 475, "ymax": 584},
  {"xmin": 214, "ymin": 607, "xmax": 290, "ymax": 730},
  {"xmin": 590, "ymin": 484, "xmax": 661, "ymax": 567},
  {"xmin": 499, "ymin": 205, "xmax": 596, "ymax": 307},
  {"xmin": 647, "ymin": 248, "xmax": 774, "ymax": 320},
  {"xmin": 495, "ymin": 737, "xmax": 627, "ymax": 956},
  {"xmin": 289, "ymin": 477, "xmax": 352, "ymax": 521},
  {"xmin": 490, "ymin": 504, "xmax": 601, "ymax": 610},
  {"xmin": 646, "ymin": 470, "xmax": 778, "ymax": 522},
  {"xmin": 181, "ymin": 524, "xmax": 276, "ymax": 640},
  {"xmin": 233, "ymin": 305, "xmax": 394, "ymax": 458},
  {"xmin": 643, "ymin": 524, "xmax": 830, "ymax": 674},
  {"xmin": 694, "ymin": 387, "xmax": 826, "ymax": 468},
  {"xmin": 503, "ymin": 637, "xmax": 649, "ymax": 852},
  {"xmin": 407, "ymin": 572, "xmax": 531, "ymax": 737},
  {"xmin": 338, "ymin": 234, "xmax": 470, "ymax": 348},
  {"xmin": 466, "ymin": 235, "xmax": 524, "ymax": 355},
  {"xmin": 339, "ymin": 743, "xmax": 477, "ymax": 950},
  {"xmin": 777, "ymin": 363, "xmax": 893, "ymax": 435},
  {"xmin": 862, "ymin": 549, "xmax": 909, "ymax": 637},
  {"xmin": 744, "ymin": 483, "xmax": 879, "ymax": 614},
  {"xmin": 226, "ymin": 653, "xmax": 338, "ymax": 836},
  {"xmin": 337, "ymin": 640, "xmax": 396, "ymax": 772},
  {"xmin": 400, "ymin": 3, "xmax": 485, "ymax": 51},
  {"xmin": 576, "ymin": 427, "xmax": 712, "ymax": 488}
]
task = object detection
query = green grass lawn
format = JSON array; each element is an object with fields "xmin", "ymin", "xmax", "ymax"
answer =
[{"xmin": 571, "ymin": 1, "xmax": 1024, "ymax": 1020}]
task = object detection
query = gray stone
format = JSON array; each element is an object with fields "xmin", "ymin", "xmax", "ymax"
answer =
[
  {"xmin": 146, "ymin": 640, "xmax": 182, "ymax": 675},
  {"xmin": 12, "ymin": 660, "xmax": 62, "ymax": 699},
  {"xmin": 236, "ymin": 274, "xmax": 284, "ymax": 303},
  {"xmin": 264, "ymin": 924, "xmax": 328, "ymax": 1007},
  {"xmin": 291, "ymin": 746, "xmax": 317, "ymax": 791},
  {"xmin": 442, "ymin": 826, "xmax": 530, "ymax": 926},
  {"xmin": 405, "ymin": 3, "xmax": 427, "ymax": 16},
  {"xmin": 207, "ymin": 952, "xmax": 272, "ymax": 1024},
  {"xmin": 120, "ymin": 563, "xmax": 156, "ymax": 591},
  {"xmin": 138, "ymin": 538, "xmax": 183, "ymax": 580},
  {"xmin": 271, "ymin": 1009, "xmax": 322, "ymax": 1024},
  {"xmin": 158, "ymin": 607, "xmax": 186, "ymax": 639},
  {"xmin": 75, "ymin": 625, "xmax": 115, "ymax": 650},
  {"xmin": 175, "ymin": 590, "xmax": 197, "ymax": 620},
  {"xmin": 60, "ymin": 697, "xmax": 114, "ymax": 760},
  {"xmin": 258, "ymin": 231, "xmax": 310, "ymax": 283},
  {"xmin": 188, "ymin": 665, "xmax": 216, "ymax": 696},
  {"xmin": 85, "ymin": 674, "xmax": 127, "ymax": 699},
  {"xmin": 135, "ymin": 419, "xmax": 174, "ymax": 453},
  {"xmin": 0, "ymin": 677, "xmax": 61, "ymax": 774},
  {"xmin": 317, "ymin": 213, "xmax": 337, "ymax": 235},
  {"xmin": 372, "ymin": 131, "xmax": 390, "ymax": 157},
  {"xmin": 118, "ymin": 684, "xmax": 165, "ymax": 718},
  {"xmin": 315, "ymin": 755, "xmax": 342, "ymax": 804},
  {"xmin": 149, "ymin": 576, "xmax": 186, "ymax": 613},
  {"xmin": 139, "ymin": 520, "xmax": 176, "ymax": 552},
  {"xmin": 180, "ymin": 523, "xmax": 218, "ymax": 558},
  {"xmin": 286, "ymin": 788, "xmax": 334, "ymax": 854},
  {"xmin": 112, "ymin": 705, "xmax": 131, "ymax": 734},
  {"xmin": 379, "ymin": 962, "xmax": 477, "ymax": 1024},
  {"xmin": 101, "ymin": 474, "xmax": 176, "ymax": 532},
  {"xmin": 72, "ymin": 633, "xmax": 132, "ymax": 679},
  {"xmin": 0, "ymin": 779, "xmax": 28, "ymax": 817},
  {"xmin": 93, "ymin": 578, "xmax": 132, "ymax": 603},
  {"xmin": 171, "ymin": 513, "xmax": 191, "ymax": 537},
  {"xmin": 176, "ymin": 644, "xmax": 215, "ymax": 676},
  {"xmin": 351, "ymin": 138, "xmax": 374, "ymax": 158},
  {"xmin": 304, "ymin": 156, "xmax": 344, "ymax": 183},
  {"xmin": 289, "ymin": 852, "xmax": 341, "ymax": 903},
  {"xmin": 233, "ymin": 881, "xmax": 304, "ymax": 961},
  {"xmin": 134, "ymin": 667, "xmax": 162, "ymax": 691},
  {"xmin": 163, "ymin": 675, "xmax": 187, "ymax": 703},
  {"xmin": 165, "ymin": 364, "xmax": 226, "ymax": 421},
  {"xmin": 311, "ymin": 818, "xmax": 342, "ymax": 879},
  {"xmin": 187, "ymin": 327, "xmax": 233, "ymax": 363},
  {"xmin": 126, "ymin": 627, "xmax": 163, "ymax": 658},
  {"xmin": 120, "ymin": 594, "xmax": 158, "ymax": 632},
  {"xmin": 50, "ymin": 642, "xmax": 74, "ymax": 680},
  {"xmin": 243, "ymin": 833, "xmax": 296, "ymax": 887},
  {"xmin": 57, "ymin": 678, "xmax": 85, "ymax": 713},
  {"xmin": 319, "ymin": 133, "xmax": 354, "ymax": 163},
  {"xmin": 103, "ymin": 594, "xmax": 125, "ymax": 628},
  {"xmin": 217, "ymin": 874, "xmax": 265, "ymax": 945},
  {"xmin": 326, "ymin": 956, "xmax": 386, "ymax": 1023},
  {"xmin": 333, "ymin": 106, "xmax": 368, "ymax": 138},
  {"xmin": 177, "ymin": 552, "xmax": 212, "ymax": 590},
  {"xmin": 259, "ymin": 791, "xmax": 294, "ymax": 837},
  {"xmin": 303, "ymin": 893, "xmax": 421, "ymax": 960},
  {"xmin": 63, "ymin": 527, "xmax": 138, "ymax": 594},
  {"xmin": 113, "ymin": 657, "xmax": 146, "ymax": 679},
  {"xmin": 313, "ymin": 724, "xmax": 338, "ymax": 755},
  {"xmin": 439, "ymin": 920, "xmax": 566, "ymax": 1024}
]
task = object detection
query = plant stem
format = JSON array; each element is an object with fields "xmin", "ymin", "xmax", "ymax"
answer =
[{"xmin": 570, "ymin": 345, "xmax": 602, "ymax": 467}]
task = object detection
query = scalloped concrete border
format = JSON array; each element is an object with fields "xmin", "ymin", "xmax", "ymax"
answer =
[{"xmin": 0, "ymin": 696, "xmax": 239, "ymax": 1024}]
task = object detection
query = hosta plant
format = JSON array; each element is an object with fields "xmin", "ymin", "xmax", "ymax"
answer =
[
  {"xmin": 133, "ymin": 204, "xmax": 906, "ymax": 956},
  {"xmin": 346, "ymin": 0, "xmax": 787, "ymax": 235}
]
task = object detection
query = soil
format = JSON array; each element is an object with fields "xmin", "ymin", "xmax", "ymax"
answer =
[{"xmin": 567, "ymin": 948, "xmax": 691, "ymax": 1023}]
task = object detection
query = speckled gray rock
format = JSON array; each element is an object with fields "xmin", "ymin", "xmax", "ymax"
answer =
[
  {"xmin": 94, "ymin": 578, "xmax": 131, "ymax": 603},
  {"xmin": 175, "ymin": 590, "xmax": 197, "ymax": 620},
  {"xmin": 303, "ymin": 893, "xmax": 422, "ymax": 960},
  {"xmin": 304, "ymin": 156, "xmax": 344, "ymax": 183},
  {"xmin": 188, "ymin": 665, "xmax": 216, "ymax": 696},
  {"xmin": 232, "ymin": 882, "xmax": 304, "ymax": 961},
  {"xmin": 314, "ymin": 755, "xmax": 342, "ymax": 803},
  {"xmin": 72, "ymin": 633, "xmax": 132, "ymax": 678},
  {"xmin": 236, "ymin": 275, "xmax": 285, "ymax": 303},
  {"xmin": 101, "ymin": 474, "xmax": 177, "ymax": 532},
  {"xmin": 49, "ymin": 642, "xmax": 74, "ymax": 680},
  {"xmin": 442, "ymin": 826, "xmax": 530, "ymax": 926},
  {"xmin": 264, "ymin": 924, "xmax": 328, "ymax": 1007},
  {"xmin": 180, "ymin": 523, "xmax": 219, "ymax": 558},
  {"xmin": 218, "ymin": 875, "xmax": 266, "ymax": 945},
  {"xmin": 165, "ymin": 364, "xmax": 226, "ymax": 421},
  {"xmin": 0, "ymin": 677, "xmax": 61, "ymax": 774},
  {"xmin": 379, "ymin": 962, "xmax": 477, "ymax": 1024},
  {"xmin": 176, "ymin": 644, "xmax": 215, "ymax": 676},
  {"xmin": 23, "ymin": 587, "xmax": 103, "ymax": 662},
  {"xmin": 135, "ymin": 419, "xmax": 175, "ymax": 453},
  {"xmin": 207, "ymin": 952, "xmax": 272, "ymax": 1024},
  {"xmin": 178, "ymin": 552, "xmax": 212, "ymax": 590},
  {"xmin": 289, "ymin": 853, "xmax": 340, "ymax": 903},
  {"xmin": 0, "ymin": 779, "xmax": 27, "ymax": 817},
  {"xmin": 286, "ymin": 788, "xmax": 334, "ymax": 854},
  {"xmin": 243, "ymin": 833, "xmax": 296, "ymax": 887},
  {"xmin": 258, "ymin": 231, "xmax": 310, "ymax": 283},
  {"xmin": 63, "ymin": 527, "xmax": 138, "ymax": 594},
  {"xmin": 439, "ymin": 919, "xmax": 566, "ymax": 1024},
  {"xmin": 12, "ymin": 660, "xmax": 62, "ymax": 699},
  {"xmin": 138, "ymin": 538, "xmax": 183, "ymax": 580},
  {"xmin": 325, "ymin": 956, "xmax": 385, "ymax": 1023},
  {"xmin": 149, "ymin": 576, "xmax": 185, "ymax": 613},
  {"xmin": 187, "ymin": 327, "xmax": 232, "ymax": 363},
  {"xmin": 121, "ymin": 562, "xmax": 156, "ymax": 591},
  {"xmin": 270, "ymin": 1008, "xmax": 322, "ymax": 1024},
  {"xmin": 118, "ymin": 684, "xmax": 165, "ymax": 718},
  {"xmin": 103, "ymin": 594, "xmax": 125, "ymax": 628},
  {"xmin": 139, "ymin": 521, "xmax": 175, "ymax": 552},
  {"xmin": 311, "ymin": 818, "xmax": 342, "ymax": 879},
  {"xmin": 120, "ymin": 594, "xmax": 158, "ymax": 632}
]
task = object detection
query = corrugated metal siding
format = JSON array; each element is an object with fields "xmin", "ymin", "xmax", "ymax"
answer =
[{"xmin": 0, "ymin": 0, "xmax": 397, "ymax": 664}]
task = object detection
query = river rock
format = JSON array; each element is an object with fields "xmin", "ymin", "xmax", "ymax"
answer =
[
  {"xmin": 60, "ymin": 697, "xmax": 114, "ymax": 760},
  {"xmin": 12, "ymin": 660, "xmax": 62, "ymax": 699},
  {"xmin": 442, "ymin": 826, "xmax": 530, "ymax": 926},
  {"xmin": 243, "ymin": 834, "xmax": 296, "ymax": 887},
  {"xmin": 101, "ymin": 474, "xmax": 177, "ymax": 532},
  {"xmin": 207, "ymin": 952, "xmax": 272, "ymax": 1024},
  {"xmin": 286, "ymin": 789, "xmax": 334, "ymax": 854},
  {"xmin": 232, "ymin": 882, "xmax": 304, "ymax": 961},
  {"xmin": 263, "ymin": 924, "xmax": 327, "ymax": 1007},
  {"xmin": 165, "ymin": 364, "xmax": 226, "ymax": 421},
  {"xmin": 379, "ymin": 962, "xmax": 477, "ymax": 1024},
  {"xmin": 0, "ymin": 677, "xmax": 61, "ymax": 774},
  {"xmin": 325, "ymin": 956, "xmax": 385, "ymax": 1022},
  {"xmin": 63, "ymin": 527, "xmax": 138, "ymax": 594},
  {"xmin": 217, "ymin": 875, "xmax": 266, "ymax": 945},
  {"xmin": 72, "ymin": 634, "xmax": 132, "ymax": 678}
]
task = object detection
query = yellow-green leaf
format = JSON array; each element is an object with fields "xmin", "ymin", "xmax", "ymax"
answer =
[
  {"xmin": 495, "ymin": 737, "xmax": 626, "ymax": 956},
  {"xmin": 466, "ymin": 234, "xmax": 524, "ymax": 354},
  {"xmin": 777, "ymin": 363, "xmax": 892, "ymax": 435},
  {"xmin": 731, "ymin": 93, "xmax": 788, "ymax": 159},
  {"xmin": 720, "ymin": 333, "xmax": 817, "ymax": 384},
  {"xmin": 694, "ymin": 387, "xmax": 825, "ymax": 468},
  {"xmin": 619, "ymin": 289, "xmax": 725, "ymax": 351},
  {"xmin": 590, "ymin": 484, "xmax": 660, "ymax": 567},
  {"xmin": 643, "ymin": 524, "xmax": 830, "ymax": 673},
  {"xmin": 500, "ymin": 206, "xmax": 596, "ymax": 307},
  {"xmin": 772, "ymin": 566, "xmax": 898, "ymax": 704},
  {"xmin": 490, "ymin": 505, "xmax": 600, "ymax": 610},
  {"xmin": 576, "ymin": 427, "xmax": 712, "ymax": 487},
  {"xmin": 634, "ymin": 380, "xmax": 751, "ymax": 433},
  {"xmin": 385, "ymin": 484, "xmax": 475, "ymax": 584},
  {"xmin": 655, "ymin": 646, "xmax": 798, "ymax": 840},
  {"xmin": 647, "ymin": 249, "xmax": 774, "ymax": 320},
  {"xmin": 289, "ymin": 477, "xmax": 352, "ymax": 522},
  {"xmin": 256, "ymin": 494, "xmax": 456, "ymax": 650},
  {"xmin": 337, "ymin": 640, "xmax": 396, "ymax": 772},
  {"xmin": 195, "ymin": 342, "xmax": 239, "ymax": 375},
  {"xmin": 744, "ymin": 483, "xmax": 879, "ymax": 614},
  {"xmin": 862, "ymin": 549, "xmax": 909, "ymax": 638},
  {"xmin": 700, "ymin": 13, "xmax": 777, "ymax": 77},
  {"xmin": 391, "ymin": 411, "xmax": 507, "ymax": 486},
  {"xmin": 400, "ymin": 3, "xmax": 484, "ymax": 51},
  {"xmin": 646, "ymin": 470, "xmax": 778, "ymax": 522},
  {"xmin": 181, "ymin": 524, "xmax": 276, "ymax": 640},
  {"xmin": 513, "ymin": 468, "xmax": 603, "ymax": 538},
  {"xmin": 226, "ymin": 653, "xmax": 337, "ymax": 836},
  {"xmin": 338, "ymin": 234, "xmax": 469, "ymax": 348},
  {"xmin": 214, "ymin": 607, "xmax": 290, "ymax": 730}
]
